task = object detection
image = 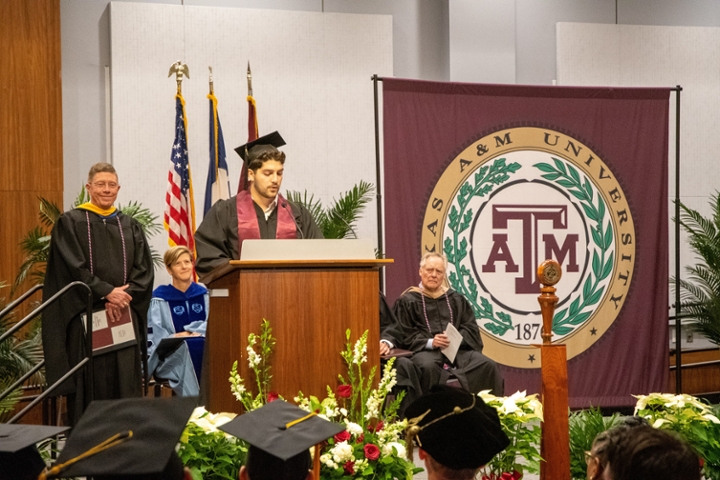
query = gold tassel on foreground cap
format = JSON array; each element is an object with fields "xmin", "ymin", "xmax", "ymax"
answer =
[
  {"xmin": 403, "ymin": 395, "xmax": 477, "ymax": 461},
  {"xmin": 39, "ymin": 431, "xmax": 133, "ymax": 479}
]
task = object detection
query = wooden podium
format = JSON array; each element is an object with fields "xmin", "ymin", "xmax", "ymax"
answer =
[{"xmin": 202, "ymin": 256, "xmax": 391, "ymax": 413}]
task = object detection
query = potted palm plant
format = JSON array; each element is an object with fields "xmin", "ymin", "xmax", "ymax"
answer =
[{"xmin": 673, "ymin": 193, "xmax": 720, "ymax": 346}]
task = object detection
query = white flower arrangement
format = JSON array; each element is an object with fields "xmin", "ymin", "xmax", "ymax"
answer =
[
  {"xmin": 633, "ymin": 392, "xmax": 720, "ymax": 479},
  {"xmin": 477, "ymin": 390, "xmax": 543, "ymax": 478},
  {"xmin": 187, "ymin": 406, "xmax": 236, "ymax": 434}
]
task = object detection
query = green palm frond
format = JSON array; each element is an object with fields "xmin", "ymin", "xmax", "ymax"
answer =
[
  {"xmin": 73, "ymin": 185, "xmax": 90, "ymax": 207},
  {"xmin": 39, "ymin": 197, "xmax": 63, "ymax": 228},
  {"xmin": 569, "ymin": 408, "xmax": 623, "ymax": 480},
  {"xmin": 287, "ymin": 181, "xmax": 374, "ymax": 239},
  {"xmin": 13, "ymin": 227, "xmax": 50, "ymax": 293},
  {"xmin": 0, "ymin": 283, "xmax": 44, "ymax": 417},
  {"xmin": 0, "ymin": 379, "xmax": 22, "ymax": 418},
  {"xmin": 284, "ymin": 191, "xmax": 326, "ymax": 224},
  {"xmin": 119, "ymin": 201, "xmax": 163, "ymax": 236},
  {"xmin": 673, "ymin": 193, "xmax": 720, "ymax": 346},
  {"xmin": 324, "ymin": 181, "xmax": 374, "ymax": 239}
]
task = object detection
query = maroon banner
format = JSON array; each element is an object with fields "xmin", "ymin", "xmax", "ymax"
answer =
[{"xmin": 382, "ymin": 78, "xmax": 671, "ymax": 407}]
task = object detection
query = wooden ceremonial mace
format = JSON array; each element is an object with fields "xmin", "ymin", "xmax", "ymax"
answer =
[{"xmin": 536, "ymin": 259, "xmax": 570, "ymax": 480}]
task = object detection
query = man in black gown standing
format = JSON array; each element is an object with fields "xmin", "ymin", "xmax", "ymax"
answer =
[
  {"xmin": 393, "ymin": 252, "xmax": 503, "ymax": 395},
  {"xmin": 42, "ymin": 163, "xmax": 154, "ymax": 424},
  {"xmin": 194, "ymin": 131, "xmax": 322, "ymax": 275}
]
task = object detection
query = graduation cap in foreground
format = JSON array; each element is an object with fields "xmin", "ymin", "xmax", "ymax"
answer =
[
  {"xmin": 43, "ymin": 395, "xmax": 197, "ymax": 479},
  {"xmin": 220, "ymin": 400, "xmax": 344, "ymax": 480},
  {"xmin": 0, "ymin": 423, "xmax": 69, "ymax": 480},
  {"xmin": 234, "ymin": 131, "xmax": 286, "ymax": 165},
  {"xmin": 404, "ymin": 385, "xmax": 510, "ymax": 470}
]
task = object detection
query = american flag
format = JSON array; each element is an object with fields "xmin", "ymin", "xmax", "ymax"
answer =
[{"xmin": 164, "ymin": 93, "xmax": 196, "ymax": 251}]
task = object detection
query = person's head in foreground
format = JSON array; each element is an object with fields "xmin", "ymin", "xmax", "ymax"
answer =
[
  {"xmin": 41, "ymin": 396, "xmax": 197, "ymax": 480},
  {"xmin": 586, "ymin": 420, "xmax": 701, "ymax": 480},
  {"xmin": 220, "ymin": 399, "xmax": 344, "ymax": 480},
  {"xmin": 404, "ymin": 385, "xmax": 509, "ymax": 480}
]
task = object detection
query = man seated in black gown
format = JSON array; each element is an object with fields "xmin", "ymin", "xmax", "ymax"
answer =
[
  {"xmin": 393, "ymin": 252, "xmax": 503, "ymax": 395},
  {"xmin": 194, "ymin": 131, "xmax": 323, "ymax": 275}
]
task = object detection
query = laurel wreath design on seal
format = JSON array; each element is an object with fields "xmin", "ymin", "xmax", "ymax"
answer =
[
  {"xmin": 534, "ymin": 157, "xmax": 614, "ymax": 335},
  {"xmin": 443, "ymin": 158, "xmax": 522, "ymax": 336}
]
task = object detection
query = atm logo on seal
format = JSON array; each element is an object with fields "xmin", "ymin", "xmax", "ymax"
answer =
[{"xmin": 421, "ymin": 127, "xmax": 635, "ymax": 368}]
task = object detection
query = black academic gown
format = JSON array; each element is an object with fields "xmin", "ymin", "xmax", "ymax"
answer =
[
  {"xmin": 380, "ymin": 293, "xmax": 422, "ymax": 417},
  {"xmin": 194, "ymin": 196, "xmax": 323, "ymax": 275},
  {"xmin": 41, "ymin": 208, "xmax": 154, "ymax": 423},
  {"xmin": 393, "ymin": 289, "xmax": 504, "ymax": 395}
]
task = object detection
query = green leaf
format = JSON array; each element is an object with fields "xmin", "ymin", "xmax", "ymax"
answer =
[
  {"xmin": 586, "ymin": 288, "xmax": 604, "ymax": 306},
  {"xmin": 603, "ymin": 220, "xmax": 613, "ymax": 248},
  {"xmin": 592, "ymin": 250, "xmax": 601, "ymax": 275},
  {"xmin": 601, "ymin": 253, "xmax": 614, "ymax": 279},
  {"xmin": 553, "ymin": 157, "xmax": 567, "ymax": 174},
  {"xmin": 569, "ymin": 297, "xmax": 581, "ymax": 317},
  {"xmin": 583, "ymin": 275, "xmax": 594, "ymax": 299},
  {"xmin": 568, "ymin": 163, "xmax": 581, "ymax": 183},
  {"xmin": 533, "ymin": 162, "xmax": 556, "ymax": 173},
  {"xmin": 553, "ymin": 325, "xmax": 572, "ymax": 335},
  {"xmin": 568, "ymin": 311, "xmax": 591, "ymax": 325},
  {"xmin": 582, "ymin": 203, "xmax": 598, "ymax": 221}
]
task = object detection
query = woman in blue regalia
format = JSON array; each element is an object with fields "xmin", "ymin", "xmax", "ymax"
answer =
[{"xmin": 147, "ymin": 246, "xmax": 208, "ymax": 396}]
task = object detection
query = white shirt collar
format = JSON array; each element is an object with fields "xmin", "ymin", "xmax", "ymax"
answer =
[{"xmin": 263, "ymin": 199, "xmax": 278, "ymax": 220}]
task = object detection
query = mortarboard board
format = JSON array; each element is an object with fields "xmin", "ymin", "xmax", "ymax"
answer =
[
  {"xmin": 404, "ymin": 385, "xmax": 510, "ymax": 470},
  {"xmin": 234, "ymin": 131, "xmax": 286, "ymax": 165},
  {"xmin": 220, "ymin": 400, "xmax": 344, "ymax": 480},
  {"xmin": 43, "ymin": 396, "xmax": 197, "ymax": 479},
  {"xmin": 0, "ymin": 423, "xmax": 69, "ymax": 480}
]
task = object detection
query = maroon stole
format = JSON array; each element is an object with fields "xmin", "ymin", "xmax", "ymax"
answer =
[{"xmin": 236, "ymin": 190, "xmax": 297, "ymax": 253}]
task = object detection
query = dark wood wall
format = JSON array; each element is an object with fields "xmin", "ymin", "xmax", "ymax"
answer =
[{"xmin": 0, "ymin": 0, "xmax": 63, "ymax": 299}]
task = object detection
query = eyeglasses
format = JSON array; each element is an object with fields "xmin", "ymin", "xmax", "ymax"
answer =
[
  {"xmin": 584, "ymin": 450, "xmax": 598, "ymax": 465},
  {"xmin": 91, "ymin": 182, "xmax": 120, "ymax": 189}
]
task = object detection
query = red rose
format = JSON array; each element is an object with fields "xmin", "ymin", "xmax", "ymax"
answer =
[
  {"xmin": 356, "ymin": 433, "xmax": 365, "ymax": 443},
  {"xmin": 267, "ymin": 392, "xmax": 279, "ymax": 402},
  {"xmin": 337, "ymin": 384, "xmax": 352, "ymax": 398},
  {"xmin": 334, "ymin": 430, "xmax": 351, "ymax": 443},
  {"xmin": 368, "ymin": 420, "xmax": 384, "ymax": 433},
  {"xmin": 364, "ymin": 443, "xmax": 380, "ymax": 461},
  {"xmin": 343, "ymin": 461, "xmax": 355, "ymax": 475}
]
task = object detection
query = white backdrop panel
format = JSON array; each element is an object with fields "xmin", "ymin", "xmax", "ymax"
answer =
[
  {"xmin": 110, "ymin": 2, "xmax": 392, "ymax": 284},
  {"xmin": 557, "ymin": 22, "xmax": 720, "ymax": 289}
]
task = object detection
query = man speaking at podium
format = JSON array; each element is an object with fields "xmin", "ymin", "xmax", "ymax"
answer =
[{"xmin": 195, "ymin": 131, "xmax": 323, "ymax": 275}]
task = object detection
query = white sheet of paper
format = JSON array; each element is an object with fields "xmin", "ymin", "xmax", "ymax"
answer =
[{"xmin": 441, "ymin": 323, "xmax": 463, "ymax": 364}]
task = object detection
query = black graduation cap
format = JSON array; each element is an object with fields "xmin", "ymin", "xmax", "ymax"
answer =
[
  {"xmin": 234, "ymin": 131, "xmax": 286, "ymax": 164},
  {"xmin": 220, "ymin": 399, "xmax": 344, "ymax": 461},
  {"xmin": 44, "ymin": 396, "xmax": 197, "ymax": 479},
  {"xmin": 404, "ymin": 385, "xmax": 510, "ymax": 470},
  {"xmin": 0, "ymin": 423, "xmax": 69, "ymax": 480}
]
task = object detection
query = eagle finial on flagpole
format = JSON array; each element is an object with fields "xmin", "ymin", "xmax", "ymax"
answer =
[
  {"xmin": 208, "ymin": 66, "xmax": 214, "ymax": 94},
  {"xmin": 247, "ymin": 61, "xmax": 253, "ymax": 97},
  {"xmin": 168, "ymin": 61, "xmax": 190, "ymax": 93}
]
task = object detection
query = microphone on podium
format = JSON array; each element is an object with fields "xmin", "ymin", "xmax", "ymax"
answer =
[
  {"xmin": 333, "ymin": 213, "xmax": 358, "ymax": 239},
  {"xmin": 281, "ymin": 202, "xmax": 304, "ymax": 239}
]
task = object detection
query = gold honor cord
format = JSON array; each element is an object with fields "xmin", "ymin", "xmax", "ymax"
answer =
[
  {"xmin": 39, "ymin": 430, "xmax": 133, "ymax": 480},
  {"xmin": 404, "ymin": 396, "xmax": 477, "ymax": 460}
]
